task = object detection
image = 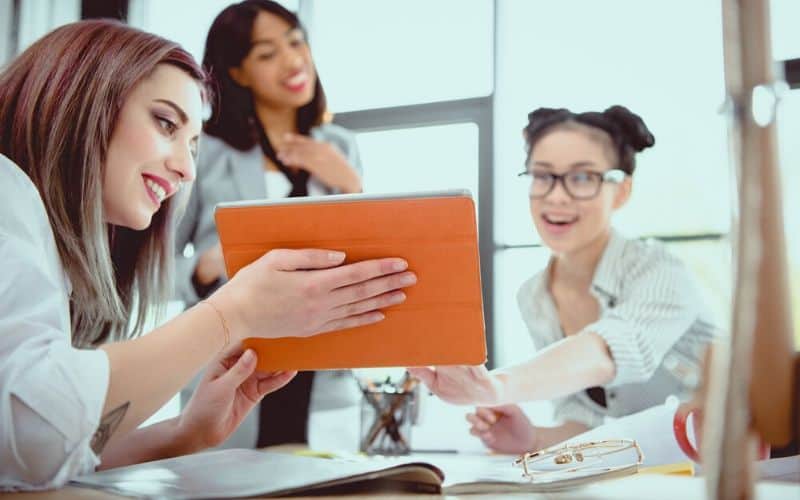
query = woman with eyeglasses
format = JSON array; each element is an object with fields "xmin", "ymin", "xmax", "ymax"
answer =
[{"xmin": 409, "ymin": 106, "xmax": 718, "ymax": 454}]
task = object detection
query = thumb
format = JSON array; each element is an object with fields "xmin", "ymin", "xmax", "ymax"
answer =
[
  {"xmin": 264, "ymin": 249, "xmax": 346, "ymax": 271},
  {"xmin": 217, "ymin": 349, "xmax": 258, "ymax": 389},
  {"xmin": 489, "ymin": 403, "xmax": 519, "ymax": 414}
]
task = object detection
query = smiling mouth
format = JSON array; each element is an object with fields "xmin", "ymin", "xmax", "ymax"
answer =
[
  {"xmin": 284, "ymin": 70, "xmax": 308, "ymax": 90},
  {"xmin": 543, "ymin": 214, "xmax": 579, "ymax": 225},
  {"xmin": 144, "ymin": 178, "xmax": 166, "ymax": 204}
]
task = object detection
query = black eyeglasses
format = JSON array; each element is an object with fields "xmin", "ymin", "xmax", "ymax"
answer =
[{"xmin": 517, "ymin": 169, "xmax": 626, "ymax": 200}]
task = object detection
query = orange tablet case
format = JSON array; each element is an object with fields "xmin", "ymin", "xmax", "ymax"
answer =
[{"xmin": 214, "ymin": 190, "xmax": 486, "ymax": 371}]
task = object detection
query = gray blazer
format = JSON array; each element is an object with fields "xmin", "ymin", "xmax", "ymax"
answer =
[
  {"xmin": 175, "ymin": 123, "xmax": 363, "ymax": 305},
  {"xmin": 174, "ymin": 123, "xmax": 363, "ymax": 449}
]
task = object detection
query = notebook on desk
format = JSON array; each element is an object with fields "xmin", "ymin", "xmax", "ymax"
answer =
[
  {"xmin": 72, "ymin": 448, "xmax": 640, "ymax": 498},
  {"xmin": 214, "ymin": 190, "xmax": 487, "ymax": 371}
]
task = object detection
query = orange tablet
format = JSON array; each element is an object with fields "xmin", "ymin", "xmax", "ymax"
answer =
[{"xmin": 214, "ymin": 190, "xmax": 486, "ymax": 371}]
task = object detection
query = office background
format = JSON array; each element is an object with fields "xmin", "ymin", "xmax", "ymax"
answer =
[{"xmin": 1, "ymin": 0, "xmax": 798, "ymax": 443}]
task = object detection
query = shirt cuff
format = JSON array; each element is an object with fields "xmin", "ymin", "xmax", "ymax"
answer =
[{"xmin": 586, "ymin": 320, "xmax": 657, "ymax": 388}]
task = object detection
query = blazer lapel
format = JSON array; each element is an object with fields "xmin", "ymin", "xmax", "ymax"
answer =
[{"xmin": 230, "ymin": 146, "xmax": 267, "ymax": 200}]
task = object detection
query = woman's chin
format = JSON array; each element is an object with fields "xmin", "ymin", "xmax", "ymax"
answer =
[
  {"xmin": 536, "ymin": 231, "xmax": 577, "ymax": 255},
  {"xmin": 120, "ymin": 211, "xmax": 154, "ymax": 231}
]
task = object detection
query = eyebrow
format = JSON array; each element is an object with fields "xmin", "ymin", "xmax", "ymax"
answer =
[
  {"xmin": 252, "ymin": 27, "xmax": 303, "ymax": 47},
  {"xmin": 532, "ymin": 161, "xmax": 598, "ymax": 169},
  {"xmin": 153, "ymin": 99, "xmax": 188, "ymax": 125}
]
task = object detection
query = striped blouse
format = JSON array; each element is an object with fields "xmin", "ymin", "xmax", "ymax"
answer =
[{"xmin": 516, "ymin": 230, "xmax": 719, "ymax": 428}]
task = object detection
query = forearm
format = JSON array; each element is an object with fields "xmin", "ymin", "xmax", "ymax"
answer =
[
  {"xmin": 97, "ymin": 417, "xmax": 196, "ymax": 470},
  {"xmin": 493, "ymin": 332, "xmax": 615, "ymax": 404},
  {"xmin": 97, "ymin": 302, "xmax": 227, "ymax": 452}
]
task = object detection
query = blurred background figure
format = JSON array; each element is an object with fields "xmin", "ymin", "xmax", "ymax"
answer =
[{"xmin": 174, "ymin": 0, "xmax": 364, "ymax": 450}]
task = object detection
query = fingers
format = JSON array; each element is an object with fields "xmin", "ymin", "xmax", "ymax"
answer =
[
  {"xmin": 329, "ymin": 290, "xmax": 406, "ymax": 320},
  {"xmin": 406, "ymin": 367, "xmax": 436, "ymax": 388},
  {"xmin": 467, "ymin": 365, "xmax": 492, "ymax": 380},
  {"xmin": 475, "ymin": 407, "xmax": 499, "ymax": 424},
  {"xmin": 467, "ymin": 421, "xmax": 497, "ymax": 448},
  {"xmin": 316, "ymin": 311, "xmax": 385, "ymax": 334},
  {"xmin": 466, "ymin": 407, "xmax": 499, "ymax": 431},
  {"xmin": 276, "ymin": 134, "xmax": 316, "ymax": 165},
  {"xmin": 256, "ymin": 370, "xmax": 297, "ymax": 397},
  {"xmin": 216, "ymin": 349, "xmax": 258, "ymax": 388},
  {"xmin": 264, "ymin": 249, "xmax": 346, "ymax": 271},
  {"xmin": 315, "ymin": 258, "xmax": 411, "ymax": 291},
  {"xmin": 327, "ymin": 271, "xmax": 415, "ymax": 312},
  {"xmin": 205, "ymin": 346, "xmax": 246, "ymax": 379},
  {"xmin": 466, "ymin": 412, "xmax": 492, "ymax": 432}
]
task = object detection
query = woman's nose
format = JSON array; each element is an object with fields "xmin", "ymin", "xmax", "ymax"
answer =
[
  {"xmin": 166, "ymin": 147, "xmax": 195, "ymax": 183},
  {"xmin": 545, "ymin": 177, "xmax": 571, "ymax": 203}
]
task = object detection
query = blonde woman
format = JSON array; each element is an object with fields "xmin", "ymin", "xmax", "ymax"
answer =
[{"xmin": 0, "ymin": 20, "xmax": 413, "ymax": 490}]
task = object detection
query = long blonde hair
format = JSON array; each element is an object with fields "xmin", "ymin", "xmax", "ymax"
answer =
[{"xmin": 0, "ymin": 20, "xmax": 207, "ymax": 347}]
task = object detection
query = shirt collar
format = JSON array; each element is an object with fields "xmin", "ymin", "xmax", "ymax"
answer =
[
  {"xmin": 531, "ymin": 229, "xmax": 626, "ymax": 312},
  {"xmin": 590, "ymin": 229, "xmax": 626, "ymax": 306}
]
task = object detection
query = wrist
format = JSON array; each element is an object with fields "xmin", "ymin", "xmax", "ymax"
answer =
[
  {"xmin": 527, "ymin": 424, "xmax": 543, "ymax": 452},
  {"xmin": 172, "ymin": 416, "xmax": 206, "ymax": 455},
  {"xmin": 207, "ymin": 285, "xmax": 247, "ymax": 344},
  {"xmin": 491, "ymin": 372, "xmax": 511, "ymax": 405}
]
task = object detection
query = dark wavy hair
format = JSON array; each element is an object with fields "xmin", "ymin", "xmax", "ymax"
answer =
[
  {"xmin": 523, "ymin": 105, "xmax": 655, "ymax": 175},
  {"xmin": 202, "ymin": 0, "xmax": 327, "ymax": 150}
]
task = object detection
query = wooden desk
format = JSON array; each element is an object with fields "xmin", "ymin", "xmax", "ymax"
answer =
[{"xmin": 1, "ymin": 475, "xmax": 797, "ymax": 499}]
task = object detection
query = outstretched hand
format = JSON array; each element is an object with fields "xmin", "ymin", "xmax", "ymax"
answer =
[
  {"xmin": 406, "ymin": 365, "xmax": 503, "ymax": 406},
  {"xmin": 213, "ymin": 249, "xmax": 415, "ymax": 342}
]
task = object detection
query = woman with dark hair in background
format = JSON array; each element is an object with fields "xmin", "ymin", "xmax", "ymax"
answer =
[
  {"xmin": 175, "ymin": 0, "xmax": 369, "ymax": 450},
  {"xmin": 0, "ymin": 19, "xmax": 412, "ymax": 490},
  {"xmin": 409, "ymin": 106, "xmax": 718, "ymax": 454}
]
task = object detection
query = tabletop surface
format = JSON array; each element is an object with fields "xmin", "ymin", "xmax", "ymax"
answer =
[{"xmin": 2, "ymin": 474, "xmax": 798, "ymax": 500}]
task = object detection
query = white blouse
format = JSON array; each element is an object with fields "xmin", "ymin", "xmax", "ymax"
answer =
[
  {"xmin": 263, "ymin": 170, "xmax": 326, "ymax": 199},
  {"xmin": 517, "ymin": 230, "xmax": 719, "ymax": 427},
  {"xmin": 0, "ymin": 155, "xmax": 109, "ymax": 490}
]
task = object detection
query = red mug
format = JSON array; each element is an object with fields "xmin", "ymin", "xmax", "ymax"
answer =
[{"xmin": 673, "ymin": 403, "xmax": 770, "ymax": 462}]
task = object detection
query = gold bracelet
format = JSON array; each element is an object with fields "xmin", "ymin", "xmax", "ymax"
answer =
[{"xmin": 201, "ymin": 300, "xmax": 230, "ymax": 351}]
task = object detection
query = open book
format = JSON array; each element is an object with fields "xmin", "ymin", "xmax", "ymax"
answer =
[{"xmin": 72, "ymin": 448, "xmax": 639, "ymax": 498}]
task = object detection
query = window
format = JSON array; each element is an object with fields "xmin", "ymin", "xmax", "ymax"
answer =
[
  {"xmin": 128, "ymin": 0, "xmax": 299, "ymax": 63},
  {"xmin": 771, "ymin": 0, "xmax": 800, "ymax": 347},
  {"xmin": 309, "ymin": 0, "xmax": 493, "ymax": 112},
  {"xmin": 14, "ymin": 0, "xmax": 79, "ymax": 55},
  {"xmin": 776, "ymin": 84, "xmax": 800, "ymax": 348},
  {"xmin": 356, "ymin": 123, "xmax": 480, "ymax": 205},
  {"xmin": 771, "ymin": 0, "xmax": 800, "ymax": 60}
]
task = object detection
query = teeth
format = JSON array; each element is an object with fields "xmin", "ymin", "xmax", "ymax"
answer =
[
  {"xmin": 145, "ymin": 179, "xmax": 166, "ymax": 202},
  {"xmin": 285, "ymin": 71, "xmax": 307, "ymax": 86},
  {"xmin": 544, "ymin": 214, "xmax": 577, "ymax": 224}
]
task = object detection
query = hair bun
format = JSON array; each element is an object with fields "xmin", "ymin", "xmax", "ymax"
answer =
[
  {"xmin": 527, "ymin": 107, "xmax": 571, "ymax": 126},
  {"xmin": 524, "ymin": 108, "xmax": 573, "ymax": 141},
  {"xmin": 602, "ymin": 105, "xmax": 655, "ymax": 152}
]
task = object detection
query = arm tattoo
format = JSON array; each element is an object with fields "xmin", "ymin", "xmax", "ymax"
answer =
[{"xmin": 91, "ymin": 402, "xmax": 130, "ymax": 454}]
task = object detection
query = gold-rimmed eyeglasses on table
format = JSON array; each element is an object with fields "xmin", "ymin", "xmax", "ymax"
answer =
[{"xmin": 513, "ymin": 439, "xmax": 644, "ymax": 480}]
